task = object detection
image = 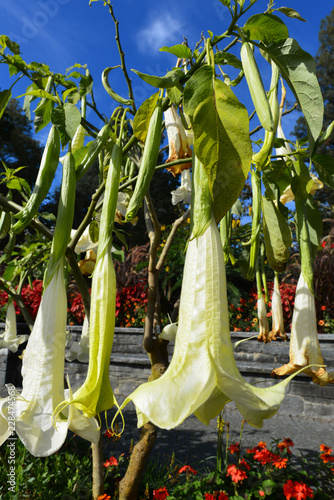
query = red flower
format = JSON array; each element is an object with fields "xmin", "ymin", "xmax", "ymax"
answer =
[
  {"xmin": 283, "ymin": 480, "xmax": 295, "ymax": 500},
  {"xmin": 253, "ymin": 448, "xmax": 273, "ymax": 465},
  {"xmin": 321, "ymin": 305, "xmax": 327, "ymax": 311},
  {"xmin": 97, "ymin": 495, "xmax": 111, "ymax": 500},
  {"xmin": 226, "ymin": 464, "xmax": 247, "ymax": 484},
  {"xmin": 259, "ymin": 491, "xmax": 265, "ymax": 498},
  {"xmin": 204, "ymin": 493, "xmax": 228, "ymax": 500},
  {"xmin": 153, "ymin": 487, "xmax": 169, "ymax": 499},
  {"xmin": 103, "ymin": 456, "xmax": 118, "ymax": 467},
  {"xmin": 178, "ymin": 465, "xmax": 197, "ymax": 475},
  {"xmin": 283, "ymin": 480, "xmax": 313, "ymax": 500},
  {"xmin": 228, "ymin": 442, "xmax": 240, "ymax": 454},
  {"xmin": 271, "ymin": 454, "xmax": 288, "ymax": 469},
  {"xmin": 278, "ymin": 438, "xmax": 294, "ymax": 454},
  {"xmin": 239, "ymin": 458, "xmax": 250, "ymax": 470}
]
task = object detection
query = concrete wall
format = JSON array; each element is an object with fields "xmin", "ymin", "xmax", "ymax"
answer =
[{"xmin": 1, "ymin": 324, "xmax": 333, "ymax": 420}]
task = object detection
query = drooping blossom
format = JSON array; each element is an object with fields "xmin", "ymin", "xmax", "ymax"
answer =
[{"xmin": 164, "ymin": 105, "xmax": 192, "ymax": 176}]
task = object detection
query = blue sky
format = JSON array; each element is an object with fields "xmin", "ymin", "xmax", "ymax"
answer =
[{"xmin": 0, "ymin": 0, "xmax": 333, "ymax": 187}]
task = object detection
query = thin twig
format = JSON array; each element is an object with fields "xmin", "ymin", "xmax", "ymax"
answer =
[{"xmin": 156, "ymin": 208, "xmax": 190, "ymax": 272}]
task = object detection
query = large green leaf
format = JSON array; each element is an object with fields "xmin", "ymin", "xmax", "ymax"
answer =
[
  {"xmin": 183, "ymin": 66, "xmax": 213, "ymax": 117},
  {"xmin": 132, "ymin": 92, "xmax": 159, "ymax": 143},
  {"xmin": 51, "ymin": 103, "xmax": 81, "ymax": 149},
  {"xmin": 264, "ymin": 38, "xmax": 323, "ymax": 153},
  {"xmin": 262, "ymin": 195, "xmax": 291, "ymax": 272},
  {"xmin": 313, "ymin": 154, "xmax": 334, "ymax": 189},
  {"xmin": 189, "ymin": 68, "xmax": 252, "ymax": 222},
  {"xmin": 243, "ymin": 13, "xmax": 289, "ymax": 44}
]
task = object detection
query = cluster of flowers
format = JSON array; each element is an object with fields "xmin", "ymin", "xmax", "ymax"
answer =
[
  {"xmin": 0, "ymin": 279, "xmax": 148, "ymax": 329},
  {"xmin": 229, "ymin": 281, "xmax": 296, "ymax": 333}
]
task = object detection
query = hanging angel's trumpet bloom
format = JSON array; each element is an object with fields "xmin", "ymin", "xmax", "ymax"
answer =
[
  {"xmin": 0, "ymin": 299, "xmax": 28, "ymax": 352},
  {"xmin": 66, "ymin": 315, "xmax": 89, "ymax": 363},
  {"xmin": 269, "ymin": 274, "xmax": 287, "ymax": 341},
  {"xmin": 70, "ymin": 226, "xmax": 98, "ymax": 255},
  {"xmin": 257, "ymin": 295, "xmax": 270, "ymax": 343},
  {"xmin": 164, "ymin": 105, "xmax": 192, "ymax": 176},
  {"xmin": 119, "ymin": 219, "xmax": 312, "ymax": 430},
  {"xmin": 272, "ymin": 273, "xmax": 334, "ymax": 386},
  {"xmin": 53, "ymin": 142, "xmax": 123, "ymax": 421},
  {"xmin": 171, "ymin": 169, "xmax": 192, "ymax": 205},
  {"xmin": 0, "ymin": 264, "xmax": 99, "ymax": 456},
  {"xmin": 280, "ymin": 174, "xmax": 324, "ymax": 206}
]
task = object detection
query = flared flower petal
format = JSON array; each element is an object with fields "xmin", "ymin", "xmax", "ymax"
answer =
[
  {"xmin": 171, "ymin": 170, "xmax": 192, "ymax": 205},
  {"xmin": 272, "ymin": 273, "xmax": 334, "ymax": 385},
  {"xmin": 70, "ymin": 226, "xmax": 98, "ymax": 255},
  {"xmin": 0, "ymin": 265, "xmax": 99, "ymax": 456},
  {"xmin": 121, "ymin": 220, "xmax": 305, "ymax": 430},
  {"xmin": 164, "ymin": 105, "xmax": 192, "ymax": 176},
  {"xmin": 0, "ymin": 300, "xmax": 28, "ymax": 352}
]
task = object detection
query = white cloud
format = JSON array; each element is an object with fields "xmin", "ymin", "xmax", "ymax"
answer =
[{"xmin": 136, "ymin": 13, "xmax": 183, "ymax": 54}]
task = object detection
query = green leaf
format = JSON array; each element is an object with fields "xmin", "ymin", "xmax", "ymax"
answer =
[
  {"xmin": 189, "ymin": 67, "xmax": 252, "ymax": 222},
  {"xmin": 39, "ymin": 212, "xmax": 56, "ymax": 221},
  {"xmin": 244, "ymin": 13, "xmax": 289, "ymax": 44},
  {"xmin": 264, "ymin": 38, "xmax": 323, "ymax": 153},
  {"xmin": 23, "ymin": 84, "xmax": 37, "ymax": 121},
  {"xmin": 313, "ymin": 154, "xmax": 334, "ymax": 189},
  {"xmin": 132, "ymin": 68, "xmax": 184, "ymax": 91},
  {"xmin": 275, "ymin": 7, "xmax": 307, "ymax": 22},
  {"xmin": 262, "ymin": 159, "xmax": 292, "ymax": 202},
  {"xmin": 0, "ymin": 35, "xmax": 20, "ymax": 54},
  {"xmin": 214, "ymin": 51, "xmax": 242, "ymax": 69},
  {"xmin": 79, "ymin": 74, "xmax": 93, "ymax": 96},
  {"xmin": 262, "ymin": 195, "xmax": 291, "ymax": 272},
  {"xmin": 51, "ymin": 103, "xmax": 81, "ymax": 149},
  {"xmin": 102, "ymin": 67, "xmax": 135, "ymax": 106},
  {"xmin": 132, "ymin": 92, "xmax": 159, "ymax": 143},
  {"xmin": 89, "ymin": 220, "xmax": 99, "ymax": 243},
  {"xmin": 0, "ymin": 89, "xmax": 12, "ymax": 120},
  {"xmin": 34, "ymin": 99, "xmax": 54, "ymax": 133},
  {"xmin": 183, "ymin": 65, "xmax": 213, "ymax": 117},
  {"xmin": 18, "ymin": 89, "xmax": 60, "ymax": 105},
  {"xmin": 160, "ymin": 44, "xmax": 192, "ymax": 59},
  {"xmin": 167, "ymin": 86, "xmax": 183, "ymax": 107},
  {"xmin": 62, "ymin": 87, "xmax": 78, "ymax": 103}
]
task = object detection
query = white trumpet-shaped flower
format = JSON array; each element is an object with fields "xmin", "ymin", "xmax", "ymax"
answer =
[
  {"xmin": 70, "ymin": 226, "xmax": 98, "ymax": 255},
  {"xmin": 171, "ymin": 170, "xmax": 192, "ymax": 205},
  {"xmin": 269, "ymin": 274, "xmax": 287, "ymax": 341},
  {"xmin": 0, "ymin": 264, "xmax": 99, "ymax": 456},
  {"xmin": 272, "ymin": 273, "xmax": 334, "ymax": 386},
  {"xmin": 120, "ymin": 220, "xmax": 308, "ymax": 430},
  {"xmin": 164, "ymin": 105, "xmax": 192, "ymax": 176},
  {"xmin": 257, "ymin": 295, "xmax": 270, "ymax": 343},
  {"xmin": 66, "ymin": 315, "xmax": 89, "ymax": 363},
  {"xmin": 0, "ymin": 299, "xmax": 28, "ymax": 353}
]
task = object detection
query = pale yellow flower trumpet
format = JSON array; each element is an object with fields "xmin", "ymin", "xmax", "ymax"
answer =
[
  {"xmin": 164, "ymin": 105, "xmax": 192, "ymax": 176},
  {"xmin": 120, "ymin": 216, "xmax": 315, "ymax": 430},
  {"xmin": 0, "ymin": 299, "xmax": 28, "ymax": 353},
  {"xmin": 272, "ymin": 272, "xmax": 334, "ymax": 385}
]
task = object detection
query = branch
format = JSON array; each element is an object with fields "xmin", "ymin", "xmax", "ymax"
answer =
[
  {"xmin": 106, "ymin": 0, "xmax": 136, "ymax": 113},
  {"xmin": 250, "ymin": 102, "xmax": 298, "ymax": 136},
  {"xmin": 156, "ymin": 208, "xmax": 190, "ymax": 272},
  {"xmin": 0, "ymin": 195, "xmax": 53, "ymax": 240}
]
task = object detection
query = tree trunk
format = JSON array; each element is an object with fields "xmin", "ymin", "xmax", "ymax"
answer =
[{"xmin": 118, "ymin": 422, "xmax": 157, "ymax": 500}]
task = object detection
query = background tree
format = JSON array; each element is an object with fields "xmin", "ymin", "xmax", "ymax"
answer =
[{"xmin": 0, "ymin": 97, "xmax": 43, "ymax": 196}]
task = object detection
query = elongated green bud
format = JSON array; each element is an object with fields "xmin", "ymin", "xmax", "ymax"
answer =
[
  {"xmin": 13, "ymin": 125, "xmax": 60, "ymax": 234},
  {"xmin": 252, "ymin": 61, "xmax": 280, "ymax": 169},
  {"xmin": 44, "ymin": 151, "xmax": 76, "ymax": 288},
  {"xmin": 125, "ymin": 100, "xmax": 163, "ymax": 222},
  {"xmin": 76, "ymin": 123, "xmax": 111, "ymax": 181},
  {"xmin": 246, "ymin": 169, "xmax": 261, "ymax": 280},
  {"xmin": 240, "ymin": 42, "xmax": 274, "ymax": 132}
]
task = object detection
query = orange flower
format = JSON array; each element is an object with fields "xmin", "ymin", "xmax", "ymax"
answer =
[
  {"xmin": 321, "ymin": 305, "xmax": 327, "ymax": 311},
  {"xmin": 226, "ymin": 464, "xmax": 247, "ymax": 484},
  {"xmin": 271, "ymin": 454, "xmax": 288, "ymax": 469},
  {"xmin": 320, "ymin": 444, "xmax": 332, "ymax": 454},
  {"xmin": 321, "ymin": 453, "xmax": 334, "ymax": 463},
  {"xmin": 318, "ymin": 320, "xmax": 325, "ymax": 326},
  {"xmin": 97, "ymin": 495, "xmax": 111, "ymax": 500},
  {"xmin": 278, "ymin": 437, "xmax": 294, "ymax": 454}
]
